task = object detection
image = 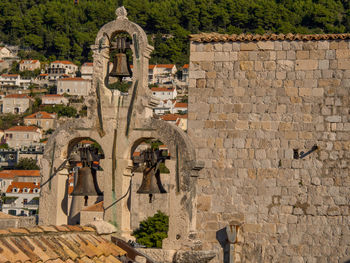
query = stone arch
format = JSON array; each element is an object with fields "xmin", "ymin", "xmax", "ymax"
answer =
[{"xmin": 125, "ymin": 120, "xmax": 202, "ymax": 250}]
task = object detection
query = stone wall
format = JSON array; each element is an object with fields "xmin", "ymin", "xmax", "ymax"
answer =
[{"xmin": 188, "ymin": 36, "xmax": 350, "ymax": 262}]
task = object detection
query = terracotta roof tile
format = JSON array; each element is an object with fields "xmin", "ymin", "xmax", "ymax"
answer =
[
  {"xmin": 6, "ymin": 181, "xmax": 40, "ymax": 193},
  {"xmin": 190, "ymin": 32, "xmax": 350, "ymax": 42},
  {"xmin": 43, "ymin": 94, "xmax": 64, "ymax": 97},
  {"xmin": 151, "ymin": 87, "xmax": 175, "ymax": 92},
  {"xmin": 5, "ymin": 126, "xmax": 40, "ymax": 132},
  {"xmin": 82, "ymin": 62, "xmax": 93, "ymax": 67},
  {"xmin": 39, "ymin": 226, "xmax": 58, "ymax": 233},
  {"xmin": 0, "ymin": 224, "xmax": 127, "ymax": 262},
  {"xmin": 4, "ymin": 94, "xmax": 31, "ymax": 99},
  {"xmin": 161, "ymin": 113, "xmax": 188, "ymax": 121},
  {"xmin": 65, "ymin": 225, "xmax": 84, "ymax": 232},
  {"xmin": 174, "ymin": 102, "xmax": 188, "ymax": 108},
  {"xmin": 156, "ymin": 64, "xmax": 175, "ymax": 69},
  {"xmin": 183, "ymin": 64, "xmax": 189, "ymax": 69},
  {"xmin": 1, "ymin": 74, "xmax": 19, "ymax": 77},
  {"xmin": 24, "ymin": 111, "xmax": 57, "ymax": 120},
  {"xmin": 20, "ymin": 59, "xmax": 39, "ymax": 64},
  {"xmin": 0, "ymin": 170, "xmax": 40, "ymax": 179},
  {"xmin": 51, "ymin": 60, "xmax": 76, "ymax": 65}
]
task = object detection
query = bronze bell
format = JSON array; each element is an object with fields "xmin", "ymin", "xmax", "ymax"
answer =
[
  {"xmin": 71, "ymin": 167, "xmax": 102, "ymax": 196},
  {"xmin": 110, "ymin": 53, "xmax": 132, "ymax": 79},
  {"xmin": 137, "ymin": 167, "xmax": 167, "ymax": 194}
]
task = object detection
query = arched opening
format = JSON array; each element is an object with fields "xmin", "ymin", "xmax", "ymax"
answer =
[
  {"xmin": 130, "ymin": 138, "xmax": 173, "ymax": 248},
  {"xmin": 105, "ymin": 31, "xmax": 133, "ymax": 94},
  {"xmin": 65, "ymin": 137, "xmax": 105, "ymax": 225}
]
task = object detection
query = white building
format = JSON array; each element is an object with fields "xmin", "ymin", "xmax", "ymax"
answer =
[
  {"xmin": 19, "ymin": 60, "xmax": 41, "ymax": 71},
  {"xmin": 154, "ymin": 64, "xmax": 177, "ymax": 84},
  {"xmin": 5, "ymin": 126, "xmax": 42, "ymax": 148},
  {"xmin": 57, "ymin": 77, "xmax": 92, "ymax": 96},
  {"xmin": 154, "ymin": 99, "xmax": 175, "ymax": 115},
  {"xmin": 2, "ymin": 94, "xmax": 33, "ymax": 114},
  {"xmin": 0, "ymin": 47, "xmax": 15, "ymax": 60},
  {"xmin": 81, "ymin": 62, "xmax": 93, "ymax": 80},
  {"xmin": 41, "ymin": 94, "xmax": 69, "ymax": 105},
  {"xmin": 0, "ymin": 74, "xmax": 31, "ymax": 88},
  {"xmin": 2, "ymin": 181, "xmax": 40, "ymax": 216},
  {"xmin": 0, "ymin": 170, "xmax": 40, "ymax": 193},
  {"xmin": 182, "ymin": 64, "xmax": 189, "ymax": 83},
  {"xmin": 151, "ymin": 87, "xmax": 177, "ymax": 100},
  {"xmin": 48, "ymin": 60, "xmax": 78, "ymax": 75},
  {"xmin": 172, "ymin": 102, "xmax": 188, "ymax": 114}
]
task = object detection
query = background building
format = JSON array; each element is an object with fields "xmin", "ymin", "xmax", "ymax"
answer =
[{"xmin": 57, "ymin": 77, "xmax": 91, "ymax": 96}]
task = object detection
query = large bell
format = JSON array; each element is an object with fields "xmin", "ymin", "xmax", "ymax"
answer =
[
  {"xmin": 110, "ymin": 53, "xmax": 132, "ymax": 79},
  {"xmin": 137, "ymin": 167, "xmax": 167, "ymax": 194},
  {"xmin": 71, "ymin": 167, "xmax": 102, "ymax": 196}
]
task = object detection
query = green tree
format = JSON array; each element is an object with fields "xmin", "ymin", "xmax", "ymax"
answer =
[
  {"xmin": 132, "ymin": 211, "xmax": 169, "ymax": 248},
  {"xmin": 15, "ymin": 158, "xmax": 40, "ymax": 170}
]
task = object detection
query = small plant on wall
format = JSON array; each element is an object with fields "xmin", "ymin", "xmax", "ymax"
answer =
[{"xmin": 132, "ymin": 211, "xmax": 169, "ymax": 248}]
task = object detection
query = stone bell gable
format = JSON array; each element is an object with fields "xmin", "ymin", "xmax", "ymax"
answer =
[
  {"xmin": 188, "ymin": 32, "xmax": 350, "ymax": 262},
  {"xmin": 39, "ymin": 6, "xmax": 206, "ymax": 263}
]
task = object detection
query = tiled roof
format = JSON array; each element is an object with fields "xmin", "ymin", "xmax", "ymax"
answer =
[
  {"xmin": 0, "ymin": 170, "xmax": 40, "ymax": 179},
  {"xmin": 183, "ymin": 64, "xmax": 189, "ymax": 69},
  {"xmin": 82, "ymin": 62, "xmax": 93, "ymax": 66},
  {"xmin": 58, "ymin": 77, "xmax": 90, "ymax": 82},
  {"xmin": 6, "ymin": 181, "xmax": 40, "ymax": 193},
  {"xmin": 190, "ymin": 32, "xmax": 350, "ymax": 42},
  {"xmin": 4, "ymin": 94, "xmax": 30, "ymax": 99},
  {"xmin": 151, "ymin": 87, "xmax": 175, "ymax": 92},
  {"xmin": 156, "ymin": 64, "xmax": 175, "ymax": 69},
  {"xmin": 0, "ymin": 225, "xmax": 126, "ymax": 262},
  {"xmin": 2, "ymin": 74, "xmax": 19, "ymax": 77},
  {"xmin": 51, "ymin": 60, "xmax": 76, "ymax": 65},
  {"xmin": 174, "ymin": 102, "xmax": 188, "ymax": 108},
  {"xmin": 5, "ymin": 126, "xmax": 39, "ymax": 132},
  {"xmin": 161, "ymin": 114, "xmax": 187, "ymax": 121},
  {"xmin": 20, "ymin": 59, "xmax": 39, "ymax": 64},
  {"xmin": 24, "ymin": 111, "xmax": 57, "ymax": 120},
  {"xmin": 39, "ymin": 73, "xmax": 48, "ymax": 76},
  {"xmin": 82, "ymin": 201, "xmax": 104, "ymax": 212}
]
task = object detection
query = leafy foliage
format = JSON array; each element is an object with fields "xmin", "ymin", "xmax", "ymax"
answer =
[
  {"xmin": 0, "ymin": 0, "xmax": 349, "ymax": 66},
  {"xmin": 41, "ymin": 105, "xmax": 77, "ymax": 118},
  {"xmin": 132, "ymin": 211, "xmax": 169, "ymax": 248},
  {"xmin": 15, "ymin": 158, "xmax": 40, "ymax": 170}
]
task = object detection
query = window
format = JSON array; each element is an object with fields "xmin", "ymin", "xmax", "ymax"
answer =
[
  {"xmin": 8, "ymin": 210, "xmax": 16, "ymax": 216},
  {"xmin": 12, "ymin": 188, "xmax": 18, "ymax": 193},
  {"xmin": 33, "ymin": 188, "xmax": 39, "ymax": 193}
]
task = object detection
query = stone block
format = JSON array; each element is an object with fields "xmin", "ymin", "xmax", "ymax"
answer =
[
  {"xmin": 214, "ymin": 52, "xmax": 231, "ymax": 61},
  {"xmin": 299, "ymin": 88, "xmax": 312, "ymax": 96},
  {"xmin": 235, "ymin": 120, "xmax": 248, "ymax": 130},
  {"xmin": 318, "ymin": 60, "xmax": 329, "ymax": 70},
  {"xmin": 295, "ymin": 60, "xmax": 318, "ymax": 70},
  {"xmin": 189, "ymin": 70, "xmax": 206, "ymax": 79},
  {"xmin": 338, "ymin": 59, "xmax": 350, "ymax": 69},
  {"xmin": 197, "ymin": 195, "xmax": 212, "ymax": 211},
  {"xmin": 240, "ymin": 42, "xmax": 257, "ymax": 51},
  {"xmin": 285, "ymin": 87, "xmax": 298, "ymax": 97},
  {"xmin": 264, "ymin": 61, "xmax": 276, "ymax": 70},
  {"xmin": 336, "ymin": 49, "xmax": 350, "ymax": 59},
  {"xmin": 325, "ymin": 116, "xmax": 341, "ymax": 122},
  {"xmin": 240, "ymin": 61, "xmax": 254, "ymax": 71},
  {"xmin": 318, "ymin": 41, "xmax": 329, "ymax": 49},
  {"xmin": 312, "ymin": 88, "xmax": 324, "ymax": 96},
  {"xmin": 296, "ymin": 51, "xmax": 309, "ymax": 60},
  {"xmin": 257, "ymin": 41, "xmax": 274, "ymax": 50},
  {"xmin": 191, "ymin": 52, "xmax": 214, "ymax": 61}
]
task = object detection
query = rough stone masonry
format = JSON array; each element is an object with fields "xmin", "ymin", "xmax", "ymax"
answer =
[{"xmin": 188, "ymin": 33, "xmax": 350, "ymax": 263}]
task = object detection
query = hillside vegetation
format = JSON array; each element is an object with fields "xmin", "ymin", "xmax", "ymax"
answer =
[{"xmin": 0, "ymin": 0, "xmax": 349, "ymax": 66}]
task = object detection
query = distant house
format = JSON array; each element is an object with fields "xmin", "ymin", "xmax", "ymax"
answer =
[
  {"xmin": 160, "ymin": 113, "xmax": 188, "ymax": 131},
  {"xmin": 154, "ymin": 99, "xmax": 175, "ymax": 115},
  {"xmin": 3, "ymin": 181, "xmax": 40, "ymax": 216},
  {"xmin": 19, "ymin": 60, "xmax": 40, "ymax": 71},
  {"xmin": 41, "ymin": 94, "xmax": 69, "ymax": 105},
  {"xmin": 0, "ymin": 170, "xmax": 40, "ymax": 193},
  {"xmin": 5, "ymin": 126, "xmax": 42, "ymax": 148},
  {"xmin": 24, "ymin": 111, "xmax": 57, "ymax": 131},
  {"xmin": 2, "ymin": 94, "xmax": 33, "ymax": 114},
  {"xmin": 172, "ymin": 102, "xmax": 188, "ymax": 114},
  {"xmin": 0, "ymin": 47, "xmax": 15, "ymax": 60},
  {"xmin": 155, "ymin": 64, "xmax": 177, "ymax": 84},
  {"xmin": 57, "ymin": 77, "xmax": 92, "ymax": 96},
  {"xmin": 0, "ymin": 60, "xmax": 9, "ymax": 72},
  {"xmin": 46, "ymin": 61, "xmax": 78, "ymax": 84},
  {"xmin": 148, "ymin": 65, "xmax": 157, "ymax": 84},
  {"xmin": 80, "ymin": 62, "xmax": 93, "ymax": 80},
  {"xmin": 151, "ymin": 87, "xmax": 177, "ymax": 100},
  {"xmin": 0, "ymin": 74, "xmax": 31, "ymax": 88},
  {"xmin": 182, "ymin": 64, "xmax": 189, "ymax": 83}
]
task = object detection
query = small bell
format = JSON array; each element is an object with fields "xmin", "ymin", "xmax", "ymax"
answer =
[
  {"xmin": 71, "ymin": 167, "xmax": 102, "ymax": 196},
  {"xmin": 109, "ymin": 37, "xmax": 132, "ymax": 80}
]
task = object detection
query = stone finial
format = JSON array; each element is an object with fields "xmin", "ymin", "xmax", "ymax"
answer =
[
  {"xmin": 116, "ymin": 6, "xmax": 128, "ymax": 20},
  {"xmin": 86, "ymin": 218, "xmax": 117, "ymax": 235}
]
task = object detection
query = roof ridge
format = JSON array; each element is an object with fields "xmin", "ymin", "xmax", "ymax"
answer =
[
  {"xmin": 190, "ymin": 32, "xmax": 350, "ymax": 42},
  {"xmin": 0, "ymin": 225, "xmax": 96, "ymax": 237}
]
